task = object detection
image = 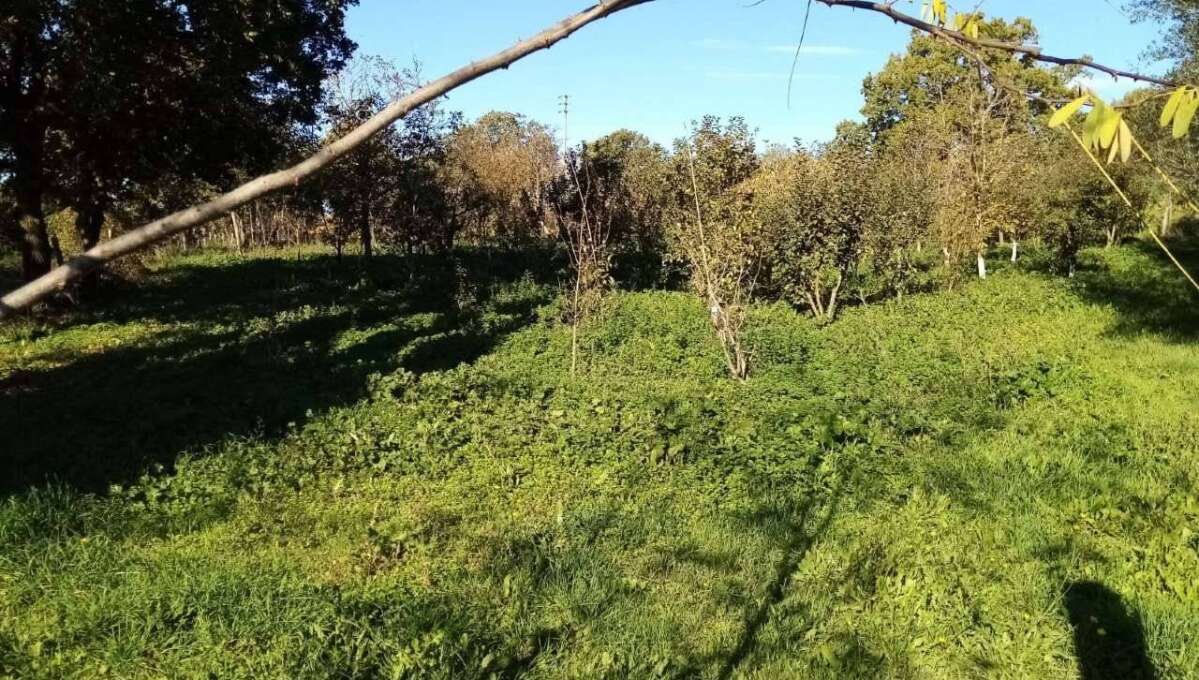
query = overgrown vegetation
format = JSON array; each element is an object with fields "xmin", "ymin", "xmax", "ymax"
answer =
[
  {"xmin": 5, "ymin": 1, "xmax": 1199, "ymax": 677},
  {"xmin": 2, "ymin": 240, "xmax": 1197, "ymax": 678}
]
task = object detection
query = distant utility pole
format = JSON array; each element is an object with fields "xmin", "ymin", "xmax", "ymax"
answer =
[{"xmin": 558, "ymin": 94, "xmax": 570, "ymax": 153}]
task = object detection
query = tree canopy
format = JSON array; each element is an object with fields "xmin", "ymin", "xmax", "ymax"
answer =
[
  {"xmin": 1, "ymin": 0, "xmax": 358, "ymax": 280},
  {"xmin": 3, "ymin": 0, "xmax": 1199, "ymax": 317}
]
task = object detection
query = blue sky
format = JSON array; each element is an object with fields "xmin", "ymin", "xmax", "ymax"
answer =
[{"xmin": 346, "ymin": 0, "xmax": 1166, "ymax": 147}]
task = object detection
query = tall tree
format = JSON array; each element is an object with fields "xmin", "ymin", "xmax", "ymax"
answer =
[
  {"xmin": 443, "ymin": 112, "xmax": 559, "ymax": 243},
  {"xmin": 1129, "ymin": 0, "xmax": 1199, "ymax": 79},
  {"xmin": 861, "ymin": 16, "xmax": 1068, "ymax": 142},
  {"xmin": 320, "ymin": 56, "xmax": 407, "ymax": 259},
  {"xmin": 320, "ymin": 56, "xmax": 459, "ymax": 257},
  {"xmin": 581, "ymin": 129, "xmax": 670, "ymax": 257}
]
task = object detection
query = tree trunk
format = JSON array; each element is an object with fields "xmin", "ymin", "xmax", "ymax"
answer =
[
  {"xmin": 5, "ymin": 34, "xmax": 53, "ymax": 284},
  {"xmin": 231, "ymin": 212, "xmax": 245, "ymax": 252},
  {"xmin": 359, "ymin": 212, "xmax": 373, "ymax": 258},
  {"xmin": 1010, "ymin": 240, "xmax": 1018, "ymax": 263},
  {"xmin": 74, "ymin": 188, "xmax": 107, "ymax": 297},
  {"xmin": 805, "ymin": 290, "xmax": 823, "ymax": 318},
  {"xmin": 13, "ymin": 138, "xmax": 52, "ymax": 283},
  {"xmin": 976, "ymin": 251, "xmax": 987, "ymax": 279},
  {"xmin": 826, "ymin": 272, "xmax": 843, "ymax": 320},
  {"xmin": 15, "ymin": 188, "xmax": 51, "ymax": 283}
]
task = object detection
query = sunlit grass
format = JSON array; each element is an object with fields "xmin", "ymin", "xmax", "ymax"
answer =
[{"xmin": 2, "ymin": 240, "xmax": 1196, "ymax": 678}]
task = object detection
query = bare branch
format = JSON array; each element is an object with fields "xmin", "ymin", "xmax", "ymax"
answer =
[{"xmin": 816, "ymin": 0, "xmax": 1182, "ymax": 89}]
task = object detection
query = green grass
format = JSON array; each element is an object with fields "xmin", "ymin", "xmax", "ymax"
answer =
[{"xmin": 2, "ymin": 240, "xmax": 1198, "ymax": 678}]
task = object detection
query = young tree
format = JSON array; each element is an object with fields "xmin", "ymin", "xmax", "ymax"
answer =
[
  {"xmin": 864, "ymin": 115, "xmax": 942, "ymax": 298},
  {"xmin": 1125, "ymin": 87, "xmax": 1199, "ymax": 224},
  {"xmin": 668, "ymin": 117, "xmax": 761, "ymax": 380},
  {"xmin": 747, "ymin": 133, "xmax": 869, "ymax": 320},
  {"xmin": 555, "ymin": 146, "xmax": 616, "ymax": 374},
  {"xmin": 582, "ymin": 130, "xmax": 671, "ymax": 259},
  {"xmin": 1031, "ymin": 133, "xmax": 1147, "ymax": 273},
  {"xmin": 933, "ymin": 84, "xmax": 1039, "ymax": 282}
]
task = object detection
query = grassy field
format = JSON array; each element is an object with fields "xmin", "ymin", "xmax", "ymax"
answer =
[{"xmin": 2, "ymin": 239, "xmax": 1198, "ymax": 678}]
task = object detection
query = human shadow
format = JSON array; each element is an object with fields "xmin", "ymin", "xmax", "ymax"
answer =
[
  {"xmin": 1064, "ymin": 581, "xmax": 1157, "ymax": 680},
  {"xmin": 1, "ymin": 247, "xmax": 557, "ymax": 495}
]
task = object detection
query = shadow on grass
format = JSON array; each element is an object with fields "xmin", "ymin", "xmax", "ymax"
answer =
[
  {"xmin": 715, "ymin": 482, "xmax": 846, "ymax": 680},
  {"xmin": 1064, "ymin": 581, "xmax": 1157, "ymax": 680},
  {"xmin": 1069, "ymin": 236, "xmax": 1199, "ymax": 341},
  {"xmin": 0, "ymin": 247, "xmax": 560, "ymax": 495}
]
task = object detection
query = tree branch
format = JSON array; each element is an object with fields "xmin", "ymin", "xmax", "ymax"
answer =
[
  {"xmin": 0, "ymin": 0, "xmax": 655, "ymax": 318},
  {"xmin": 815, "ymin": 0, "xmax": 1181, "ymax": 89}
]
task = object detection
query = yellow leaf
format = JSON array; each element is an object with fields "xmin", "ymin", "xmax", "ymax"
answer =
[
  {"xmin": 1107, "ymin": 135, "xmax": 1120, "ymax": 164},
  {"xmin": 1118, "ymin": 119, "xmax": 1132, "ymax": 163},
  {"xmin": 1080, "ymin": 99, "xmax": 1106, "ymax": 150},
  {"xmin": 1097, "ymin": 108, "xmax": 1121, "ymax": 150},
  {"xmin": 1048, "ymin": 96, "xmax": 1089, "ymax": 128},
  {"xmin": 1173, "ymin": 95, "xmax": 1199, "ymax": 139},
  {"xmin": 1160, "ymin": 86, "xmax": 1187, "ymax": 128},
  {"xmin": 933, "ymin": 0, "xmax": 948, "ymax": 24},
  {"xmin": 1081, "ymin": 105, "xmax": 1099, "ymax": 138}
]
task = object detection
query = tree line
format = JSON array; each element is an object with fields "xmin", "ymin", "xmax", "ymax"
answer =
[{"xmin": 3, "ymin": 1, "xmax": 1197, "ymax": 348}]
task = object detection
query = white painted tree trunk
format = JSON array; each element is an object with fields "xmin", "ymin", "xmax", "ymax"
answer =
[
  {"xmin": 977, "ymin": 252, "xmax": 987, "ymax": 279},
  {"xmin": 1010, "ymin": 240, "xmax": 1018, "ymax": 263},
  {"xmin": 231, "ymin": 212, "xmax": 244, "ymax": 252}
]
